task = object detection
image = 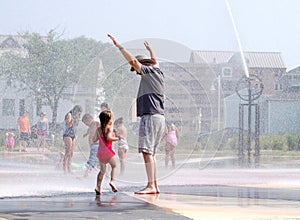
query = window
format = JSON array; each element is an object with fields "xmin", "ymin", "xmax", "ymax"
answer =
[
  {"xmin": 293, "ymin": 74, "xmax": 300, "ymax": 80},
  {"xmin": 222, "ymin": 67, "xmax": 232, "ymax": 77},
  {"xmin": 255, "ymin": 69, "xmax": 263, "ymax": 76},
  {"xmin": 222, "ymin": 80, "xmax": 233, "ymax": 91},
  {"xmin": 19, "ymin": 99, "xmax": 25, "ymax": 115},
  {"xmin": 2, "ymin": 99, "xmax": 15, "ymax": 116},
  {"xmin": 274, "ymin": 83, "xmax": 283, "ymax": 91}
]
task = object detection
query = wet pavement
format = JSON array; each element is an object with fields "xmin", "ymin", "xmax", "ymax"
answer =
[
  {"xmin": 0, "ymin": 191, "xmax": 192, "ymax": 220},
  {"xmin": 1, "ymin": 184, "xmax": 300, "ymax": 220},
  {"xmin": 1, "ymin": 151, "xmax": 300, "ymax": 219}
]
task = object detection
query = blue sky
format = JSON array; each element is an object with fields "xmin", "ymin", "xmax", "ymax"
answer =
[{"xmin": 0, "ymin": 0, "xmax": 299, "ymax": 70}]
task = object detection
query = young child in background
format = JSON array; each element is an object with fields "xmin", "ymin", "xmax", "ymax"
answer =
[
  {"xmin": 5, "ymin": 132, "xmax": 15, "ymax": 151},
  {"xmin": 82, "ymin": 113, "xmax": 100, "ymax": 177},
  {"xmin": 93, "ymin": 110, "xmax": 122, "ymax": 195},
  {"xmin": 165, "ymin": 122, "xmax": 179, "ymax": 169},
  {"xmin": 2, "ymin": 131, "xmax": 9, "ymax": 150},
  {"xmin": 36, "ymin": 112, "xmax": 49, "ymax": 153},
  {"xmin": 114, "ymin": 117, "xmax": 129, "ymax": 175},
  {"xmin": 62, "ymin": 112, "xmax": 76, "ymax": 173},
  {"xmin": 61, "ymin": 105, "xmax": 82, "ymax": 173}
]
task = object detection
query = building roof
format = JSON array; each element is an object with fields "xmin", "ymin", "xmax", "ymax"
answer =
[
  {"xmin": 0, "ymin": 35, "xmax": 26, "ymax": 49},
  {"xmin": 287, "ymin": 66, "xmax": 300, "ymax": 74},
  {"xmin": 190, "ymin": 50, "xmax": 286, "ymax": 69}
]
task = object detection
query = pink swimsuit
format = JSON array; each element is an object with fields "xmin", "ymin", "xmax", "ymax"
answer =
[{"xmin": 96, "ymin": 127, "xmax": 115, "ymax": 164}]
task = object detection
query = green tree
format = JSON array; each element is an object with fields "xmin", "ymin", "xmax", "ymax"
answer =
[{"xmin": 0, "ymin": 31, "xmax": 111, "ymax": 124}]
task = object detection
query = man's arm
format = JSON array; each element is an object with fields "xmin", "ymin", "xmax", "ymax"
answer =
[
  {"xmin": 107, "ymin": 34, "xmax": 142, "ymax": 73},
  {"xmin": 144, "ymin": 41, "xmax": 159, "ymax": 67}
]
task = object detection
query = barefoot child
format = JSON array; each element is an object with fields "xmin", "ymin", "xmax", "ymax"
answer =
[
  {"xmin": 82, "ymin": 113, "xmax": 100, "ymax": 177},
  {"xmin": 93, "ymin": 110, "xmax": 122, "ymax": 195},
  {"xmin": 114, "ymin": 117, "xmax": 129, "ymax": 175},
  {"xmin": 165, "ymin": 122, "xmax": 179, "ymax": 168},
  {"xmin": 4, "ymin": 132, "xmax": 15, "ymax": 151}
]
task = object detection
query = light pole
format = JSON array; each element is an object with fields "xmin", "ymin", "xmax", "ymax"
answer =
[
  {"xmin": 199, "ymin": 107, "xmax": 202, "ymax": 133},
  {"xmin": 236, "ymin": 74, "xmax": 264, "ymax": 167},
  {"xmin": 210, "ymin": 74, "xmax": 221, "ymax": 131},
  {"xmin": 217, "ymin": 74, "xmax": 221, "ymax": 131}
]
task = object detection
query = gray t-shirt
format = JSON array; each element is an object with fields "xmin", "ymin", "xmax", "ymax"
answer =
[{"xmin": 136, "ymin": 65, "xmax": 165, "ymax": 117}]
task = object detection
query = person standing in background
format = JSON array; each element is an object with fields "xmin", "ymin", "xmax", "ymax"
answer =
[
  {"xmin": 62, "ymin": 112, "xmax": 76, "ymax": 173},
  {"xmin": 82, "ymin": 113, "xmax": 100, "ymax": 177},
  {"xmin": 36, "ymin": 112, "xmax": 49, "ymax": 153},
  {"xmin": 165, "ymin": 122, "xmax": 179, "ymax": 169},
  {"xmin": 100, "ymin": 102, "xmax": 109, "ymax": 112},
  {"xmin": 69, "ymin": 105, "xmax": 83, "ymax": 134},
  {"xmin": 4, "ymin": 131, "xmax": 15, "ymax": 152},
  {"xmin": 62, "ymin": 105, "xmax": 83, "ymax": 173},
  {"xmin": 114, "ymin": 117, "xmax": 129, "ymax": 175},
  {"xmin": 17, "ymin": 111, "xmax": 30, "ymax": 152}
]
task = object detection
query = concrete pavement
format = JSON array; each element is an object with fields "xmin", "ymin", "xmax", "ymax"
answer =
[
  {"xmin": 1, "ymin": 151, "xmax": 300, "ymax": 219},
  {"xmin": 1, "ymin": 184, "xmax": 300, "ymax": 220}
]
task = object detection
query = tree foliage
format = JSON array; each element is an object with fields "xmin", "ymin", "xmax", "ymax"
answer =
[{"xmin": 0, "ymin": 31, "xmax": 111, "ymax": 124}]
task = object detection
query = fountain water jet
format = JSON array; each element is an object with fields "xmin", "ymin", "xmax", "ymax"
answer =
[{"xmin": 225, "ymin": 0, "xmax": 249, "ymax": 78}]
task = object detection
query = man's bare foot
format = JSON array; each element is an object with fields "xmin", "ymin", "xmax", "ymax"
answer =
[
  {"xmin": 135, "ymin": 187, "xmax": 158, "ymax": 194},
  {"xmin": 155, "ymin": 182, "xmax": 160, "ymax": 194},
  {"xmin": 109, "ymin": 183, "xmax": 118, "ymax": 192}
]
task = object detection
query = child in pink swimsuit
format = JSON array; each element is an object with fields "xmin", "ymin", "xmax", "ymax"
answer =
[
  {"xmin": 5, "ymin": 132, "xmax": 15, "ymax": 151},
  {"xmin": 165, "ymin": 122, "xmax": 179, "ymax": 169},
  {"xmin": 93, "ymin": 110, "xmax": 122, "ymax": 195}
]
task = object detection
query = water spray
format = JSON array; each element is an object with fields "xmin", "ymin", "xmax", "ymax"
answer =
[{"xmin": 225, "ymin": 0, "xmax": 249, "ymax": 78}]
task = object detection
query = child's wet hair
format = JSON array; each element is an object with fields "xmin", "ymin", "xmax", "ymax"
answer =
[
  {"xmin": 99, "ymin": 110, "xmax": 113, "ymax": 141},
  {"xmin": 82, "ymin": 113, "xmax": 93, "ymax": 122}
]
